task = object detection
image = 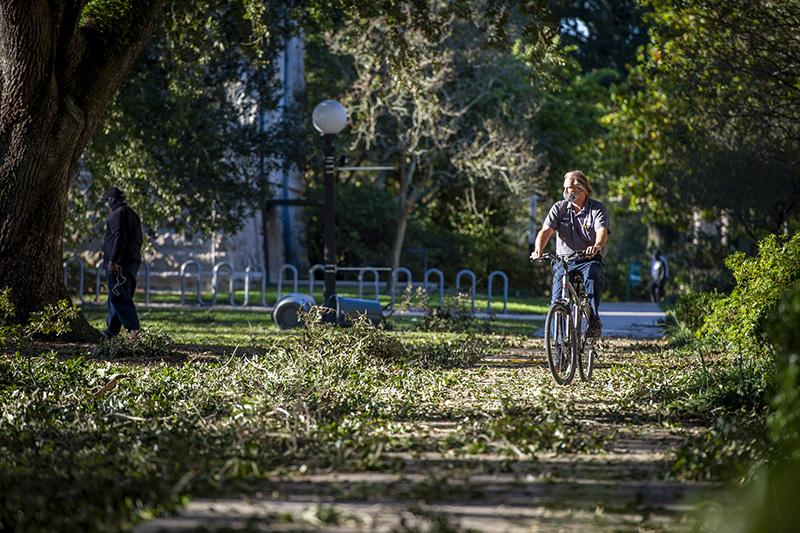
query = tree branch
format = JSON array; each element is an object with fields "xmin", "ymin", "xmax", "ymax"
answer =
[{"xmin": 71, "ymin": 0, "xmax": 165, "ymax": 125}]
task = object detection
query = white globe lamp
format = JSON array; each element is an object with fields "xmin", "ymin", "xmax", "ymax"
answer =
[{"xmin": 312, "ymin": 100, "xmax": 347, "ymax": 135}]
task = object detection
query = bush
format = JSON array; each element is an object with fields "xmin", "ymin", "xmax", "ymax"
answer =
[
  {"xmin": 398, "ymin": 286, "xmax": 491, "ymax": 334},
  {"xmin": 700, "ymin": 281, "xmax": 800, "ymax": 531},
  {"xmin": 91, "ymin": 330, "xmax": 177, "ymax": 359},
  {"xmin": 701, "ymin": 232, "xmax": 800, "ymax": 354},
  {"xmin": 766, "ymin": 281, "xmax": 800, "ymax": 463},
  {"xmin": 0, "ymin": 287, "xmax": 78, "ymax": 350},
  {"xmin": 0, "ymin": 307, "xmax": 493, "ymax": 530},
  {"xmin": 672, "ymin": 290, "xmax": 722, "ymax": 333}
]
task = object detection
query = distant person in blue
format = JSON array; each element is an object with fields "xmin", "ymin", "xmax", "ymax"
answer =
[
  {"xmin": 649, "ymin": 250, "xmax": 669, "ymax": 303},
  {"xmin": 530, "ymin": 170, "xmax": 610, "ymax": 337},
  {"xmin": 101, "ymin": 186, "xmax": 144, "ymax": 339}
]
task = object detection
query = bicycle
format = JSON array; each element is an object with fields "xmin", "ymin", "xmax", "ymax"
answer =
[{"xmin": 532, "ymin": 252, "xmax": 598, "ymax": 385}]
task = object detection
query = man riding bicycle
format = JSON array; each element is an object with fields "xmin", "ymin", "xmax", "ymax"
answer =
[{"xmin": 530, "ymin": 170, "xmax": 609, "ymax": 337}]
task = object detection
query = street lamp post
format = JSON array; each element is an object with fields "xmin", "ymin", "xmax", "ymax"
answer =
[{"xmin": 312, "ymin": 100, "xmax": 348, "ymax": 315}]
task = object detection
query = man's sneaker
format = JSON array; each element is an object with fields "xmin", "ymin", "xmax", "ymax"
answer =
[
  {"xmin": 101, "ymin": 329, "xmax": 116, "ymax": 340},
  {"xmin": 587, "ymin": 317, "xmax": 602, "ymax": 337}
]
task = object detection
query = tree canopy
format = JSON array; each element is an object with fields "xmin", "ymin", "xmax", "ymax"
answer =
[{"xmin": 605, "ymin": 0, "xmax": 800, "ymax": 238}]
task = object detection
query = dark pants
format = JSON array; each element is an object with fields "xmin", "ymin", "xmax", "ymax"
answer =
[
  {"xmin": 551, "ymin": 258, "xmax": 604, "ymax": 320},
  {"xmin": 650, "ymin": 280, "xmax": 665, "ymax": 303},
  {"xmin": 105, "ymin": 265, "xmax": 140, "ymax": 337}
]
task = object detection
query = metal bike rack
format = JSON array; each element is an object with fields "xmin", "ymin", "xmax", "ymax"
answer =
[
  {"xmin": 277, "ymin": 264, "xmax": 299, "ymax": 303},
  {"xmin": 390, "ymin": 267, "xmax": 413, "ymax": 305},
  {"xmin": 94, "ymin": 260, "xmax": 104, "ymax": 303},
  {"xmin": 257, "ymin": 267, "xmax": 268, "ymax": 307},
  {"xmin": 142, "ymin": 260, "xmax": 151, "ymax": 307},
  {"xmin": 423, "ymin": 268, "xmax": 445, "ymax": 309},
  {"xmin": 358, "ymin": 267, "xmax": 380, "ymax": 301},
  {"xmin": 240, "ymin": 266, "xmax": 252, "ymax": 307},
  {"xmin": 308, "ymin": 264, "xmax": 324, "ymax": 298},
  {"xmin": 212, "ymin": 262, "xmax": 235, "ymax": 305},
  {"xmin": 180, "ymin": 260, "xmax": 204, "ymax": 305},
  {"xmin": 455, "ymin": 269, "xmax": 477, "ymax": 314},
  {"xmin": 62, "ymin": 256, "xmax": 85, "ymax": 303},
  {"xmin": 487, "ymin": 270, "xmax": 509, "ymax": 314}
]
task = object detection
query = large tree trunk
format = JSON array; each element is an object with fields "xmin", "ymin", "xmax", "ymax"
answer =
[{"xmin": 0, "ymin": 1, "xmax": 164, "ymax": 337}]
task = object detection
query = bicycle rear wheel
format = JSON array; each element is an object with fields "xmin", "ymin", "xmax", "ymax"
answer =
[{"xmin": 544, "ymin": 302, "xmax": 576, "ymax": 385}]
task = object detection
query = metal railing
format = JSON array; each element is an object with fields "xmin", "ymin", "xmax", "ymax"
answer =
[{"xmin": 94, "ymin": 260, "xmax": 103, "ymax": 303}]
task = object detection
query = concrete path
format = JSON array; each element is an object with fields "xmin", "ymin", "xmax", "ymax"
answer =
[
  {"xmin": 593, "ymin": 302, "xmax": 666, "ymax": 339},
  {"xmin": 529, "ymin": 302, "xmax": 665, "ymax": 339}
]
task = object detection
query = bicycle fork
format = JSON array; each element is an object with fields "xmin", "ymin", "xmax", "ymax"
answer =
[{"xmin": 573, "ymin": 298, "xmax": 594, "ymax": 354}]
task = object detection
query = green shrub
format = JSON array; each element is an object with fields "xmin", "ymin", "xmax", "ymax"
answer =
[
  {"xmin": 398, "ymin": 285, "xmax": 491, "ymax": 333},
  {"xmin": 0, "ymin": 287, "xmax": 78, "ymax": 350},
  {"xmin": 700, "ymin": 281, "xmax": 800, "ymax": 531},
  {"xmin": 91, "ymin": 330, "xmax": 177, "ymax": 359},
  {"xmin": 0, "ymin": 309, "xmax": 493, "ymax": 530},
  {"xmin": 701, "ymin": 232, "xmax": 800, "ymax": 355},
  {"xmin": 671, "ymin": 413, "xmax": 767, "ymax": 484},
  {"xmin": 298, "ymin": 307, "xmax": 488, "ymax": 369},
  {"xmin": 766, "ymin": 281, "xmax": 800, "ymax": 463},
  {"xmin": 672, "ymin": 290, "xmax": 722, "ymax": 333}
]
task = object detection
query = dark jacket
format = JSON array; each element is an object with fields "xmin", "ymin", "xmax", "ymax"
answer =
[{"xmin": 103, "ymin": 203, "xmax": 143, "ymax": 271}]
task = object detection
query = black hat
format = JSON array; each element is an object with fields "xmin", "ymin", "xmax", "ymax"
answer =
[{"xmin": 106, "ymin": 186, "xmax": 125, "ymax": 202}]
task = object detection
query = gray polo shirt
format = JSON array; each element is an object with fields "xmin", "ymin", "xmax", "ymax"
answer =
[{"xmin": 544, "ymin": 198, "xmax": 610, "ymax": 257}]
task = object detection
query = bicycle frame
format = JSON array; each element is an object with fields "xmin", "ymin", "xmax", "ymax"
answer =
[
  {"xmin": 533, "ymin": 251, "xmax": 598, "ymax": 384},
  {"xmin": 545, "ymin": 253, "xmax": 594, "ymax": 350}
]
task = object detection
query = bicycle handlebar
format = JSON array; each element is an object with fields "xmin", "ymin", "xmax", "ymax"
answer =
[{"xmin": 531, "ymin": 251, "xmax": 590, "ymax": 264}]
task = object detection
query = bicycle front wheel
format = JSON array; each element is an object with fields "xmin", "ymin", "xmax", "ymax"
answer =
[
  {"xmin": 579, "ymin": 346, "xmax": 596, "ymax": 382},
  {"xmin": 544, "ymin": 302, "xmax": 576, "ymax": 385},
  {"xmin": 578, "ymin": 305, "xmax": 595, "ymax": 382}
]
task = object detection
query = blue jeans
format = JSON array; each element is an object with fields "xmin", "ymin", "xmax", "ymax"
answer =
[
  {"xmin": 551, "ymin": 258, "xmax": 604, "ymax": 320},
  {"xmin": 105, "ymin": 266, "xmax": 140, "ymax": 336}
]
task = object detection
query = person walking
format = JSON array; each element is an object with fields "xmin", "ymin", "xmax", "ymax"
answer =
[
  {"xmin": 101, "ymin": 186, "xmax": 144, "ymax": 339},
  {"xmin": 649, "ymin": 250, "xmax": 668, "ymax": 303},
  {"xmin": 530, "ymin": 170, "xmax": 610, "ymax": 336}
]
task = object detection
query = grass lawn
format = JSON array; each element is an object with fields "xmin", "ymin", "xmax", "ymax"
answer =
[
  {"xmin": 74, "ymin": 286, "xmax": 552, "ymax": 315},
  {"xmin": 0, "ymin": 306, "xmax": 763, "ymax": 531},
  {"xmin": 81, "ymin": 303, "xmax": 543, "ymax": 342}
]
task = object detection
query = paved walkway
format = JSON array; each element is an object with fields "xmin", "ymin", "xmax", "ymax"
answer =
[
  {"xmin": 583, "ymin": 302, "xmax": 665, "ymax": 339},
  {"xmin": 523, "ymin": 302, "xmax": 666, "ymax": 339}
]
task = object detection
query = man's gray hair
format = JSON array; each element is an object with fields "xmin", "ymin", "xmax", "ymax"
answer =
[{"xmin": 564, "ymin": 170, "xmax": 593, "ymax": 197}]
